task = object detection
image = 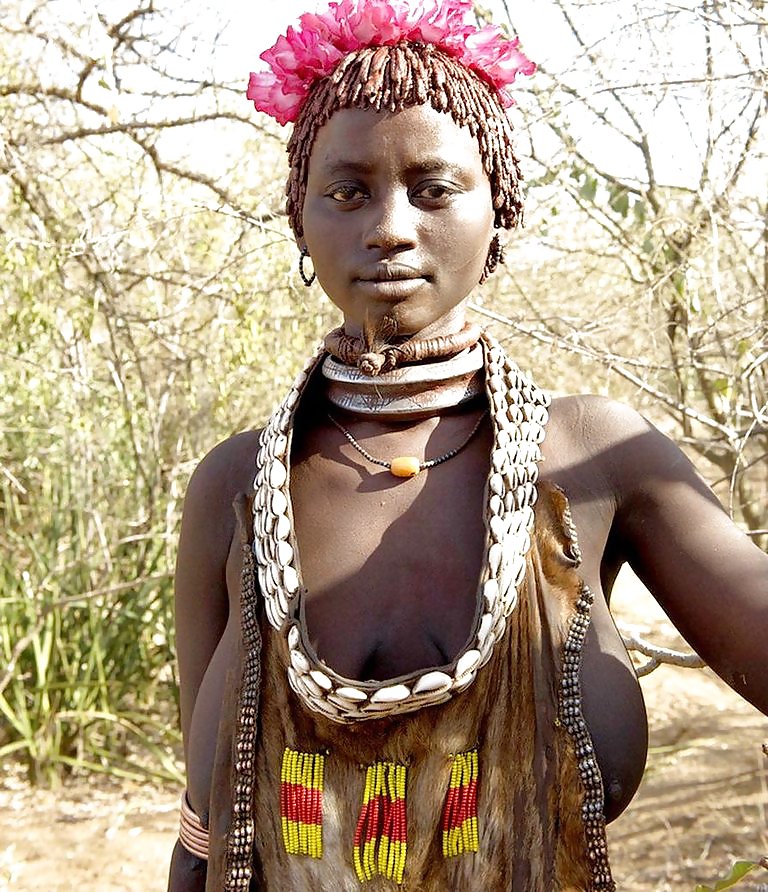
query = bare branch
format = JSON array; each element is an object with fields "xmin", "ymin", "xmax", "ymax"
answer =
[{"xmin": 622, "ymin": 633, "xmax": 706, "ymax": 677}]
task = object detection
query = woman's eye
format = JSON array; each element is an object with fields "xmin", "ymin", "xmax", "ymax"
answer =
[
  {"xmin": 414, "ymin": 182, "xmax": 457, "ymax": 201},
  {"xmin": 326, "ymin": 184, "xmax": 366, "ymax": 203}
]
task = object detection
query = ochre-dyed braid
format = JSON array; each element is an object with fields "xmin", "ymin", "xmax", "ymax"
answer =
[{"xmin": 286, "ymin": 43, "xmax": 524, "ymax": 279}]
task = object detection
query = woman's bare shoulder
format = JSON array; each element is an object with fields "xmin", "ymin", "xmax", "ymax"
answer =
[
  {"xmin": 543, "ymin": 393, "xmax": 677, "ymax": 499},
  {"xmin": 548, "ymin": 393, "xmax": 655, "ymax": 443},
  {"xmin": 184, "ymin": 429, "xmax": 263, "ymax": 514},
  {"xmin": 546, "ymin": 393, "xmax": 694, "ymax": 489},
  {"xmin": 176, "ymin": 430, "xmax": 263, "ymax": 584},
  {"xmin": 548, "ymin": 395, "xmax": 768, "ymax": 714}
]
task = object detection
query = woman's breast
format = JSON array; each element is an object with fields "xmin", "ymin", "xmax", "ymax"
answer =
[{"xmin": 581, "ymin": 600, "xmax": 649, "ymax": 822}]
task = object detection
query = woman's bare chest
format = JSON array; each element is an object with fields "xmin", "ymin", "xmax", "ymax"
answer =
[{"xmin": 288, "ymin": 438, "xmax": 490, "ymax": 680}]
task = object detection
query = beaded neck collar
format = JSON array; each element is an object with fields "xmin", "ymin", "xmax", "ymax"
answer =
[{"xmin": 252, "ymin": 332, "xmax": 550, "ymax": 724}]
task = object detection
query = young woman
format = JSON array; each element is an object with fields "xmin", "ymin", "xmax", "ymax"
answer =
[{"xmin": 168, "ymin": 2, "xmax": 768, "ymax": 889}]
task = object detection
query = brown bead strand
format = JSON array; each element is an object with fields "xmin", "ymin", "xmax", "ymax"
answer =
[
  {"xmin": 223, "ymin": 495, "xmax": 264, "ymax": 890},
  {"xmin": 480, "ymin": 234, "xmax": 505, "ymax": 283},
  {"xmin": 558, "ymin": 582, "xmax": 616, "ymax": 891}
]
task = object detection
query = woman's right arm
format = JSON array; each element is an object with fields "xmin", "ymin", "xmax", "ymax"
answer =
[{"xmin": 167, "ymin": 431, "xmax": 261, "ymax": 892}]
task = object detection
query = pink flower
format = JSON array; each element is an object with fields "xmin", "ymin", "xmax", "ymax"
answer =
[
  {"xmin": 460, "ymin": 28, "xmax": 535, "ymax": 104},
  {"xmin": 347, "ymin": 3, "xmax": 404, "ymax": 45},
  {"xmin": 247, "ymin": 72, "xmax": 304, "ymax": 126},
  {"xmin": 415, "ymin": 0, "xmax": 473, "ymax": 44},
  {"xmin": 247, "ymin": 0, "xmax": 535, "ymax": 125}
]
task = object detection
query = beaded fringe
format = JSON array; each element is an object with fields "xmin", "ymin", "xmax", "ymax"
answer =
[
  {"xmin": 559, "ymin": 583, "xmax": 616, "ymax": 891},
  {"xmin": 280, "ymin": 748, "xmax": 325, "ymax": 858},
  {"xmin": 353, "ymin": 762, "xmax": 408, "ymax": 884},
  {"xmin": 441, "ymin": 749, "xmax": 480, "ymax": 858}
]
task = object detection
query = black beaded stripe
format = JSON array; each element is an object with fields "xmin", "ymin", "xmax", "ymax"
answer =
[
  {"xmin": 558, "ymin": 583, "xmax": 616, "ymax": 891},
  {"xmin": 224, "ymin": 537, "xmax": 262, "ymax": 890}
]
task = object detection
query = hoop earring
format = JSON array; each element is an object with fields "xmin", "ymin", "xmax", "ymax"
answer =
[
  {"xmin": 299, "ymin": 246, "xmax": 316, "ymax": 287},
  {"xmin": 479, "ymin": 233, "xmax": 505, "ymax": 284}
]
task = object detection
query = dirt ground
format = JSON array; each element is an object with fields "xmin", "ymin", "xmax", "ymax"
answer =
[{"xmin": 2, "ymin": 571, "xmax": 766, "ymax": 891}]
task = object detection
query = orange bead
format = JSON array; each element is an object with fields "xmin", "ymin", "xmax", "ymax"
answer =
[{"xmin": 390, "ymin": 456, "xmax": 421, "ymax": 477}]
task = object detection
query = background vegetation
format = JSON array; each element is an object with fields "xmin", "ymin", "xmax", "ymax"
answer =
[{"xmin": 0, "ymin": 0, "xmax": 765, "ymax": 788}]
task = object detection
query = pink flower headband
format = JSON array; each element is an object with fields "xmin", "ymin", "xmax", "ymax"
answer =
[{"xmin": 247, "ymin": 0, "xmax": 535, "ymax": 125}]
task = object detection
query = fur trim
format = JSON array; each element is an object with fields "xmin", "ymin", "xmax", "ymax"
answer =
[{"xmin": 206, "ymin": 482, "xmax": 614, "ymax": 890}]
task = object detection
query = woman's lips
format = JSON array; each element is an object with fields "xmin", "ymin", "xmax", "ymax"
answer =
[
  {"xmin": 354, "ymin": 264, "xmax": 429, "ymax": 297},
  {"xmin": 354, "ymin": 276, "xmax": 428, "ymax": 299},
  {"xmin": 356, "ymin": 263, "xmax": 428, "ymax": 281}
]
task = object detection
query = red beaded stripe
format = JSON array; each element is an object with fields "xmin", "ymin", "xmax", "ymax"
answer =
[
  {"xmin": 281, "ymin": 784, "xmax": 322, "ymax": 824},
  {"xmin": 441, "ymin": 778, "xmax": 478, "ymax": 831},
  {"xmin": 356, "ymin": 798, "xmax": 407, "ymax": 844},
  {"xmin": 353, "ymin": 761, "xmax": 407, "ymax": 883},
  {"xmin": 280, "ymin": 748, "xmax": 325, "ymax": 858}
]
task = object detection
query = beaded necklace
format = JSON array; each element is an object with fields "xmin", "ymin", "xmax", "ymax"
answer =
[
  {"xmin": 326, "ymin": 409, "xmax": 488, "ymax": 478},
  {"xmin": 252, "ymin": 331, "xmax": 550, "ymax": 723}
]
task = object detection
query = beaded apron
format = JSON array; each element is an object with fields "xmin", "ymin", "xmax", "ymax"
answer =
[{"xmin": 251, "ymin": 332, "xmax": 549, "ymax": 723}]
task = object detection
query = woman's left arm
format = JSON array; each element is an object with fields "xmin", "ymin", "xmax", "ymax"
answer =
[{"xmin": 603, "ymin": 401, "xmax": 768, "ymax": 714}]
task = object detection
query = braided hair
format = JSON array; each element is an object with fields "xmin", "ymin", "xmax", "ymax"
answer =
[{"xmin": 286, "ymin": 42, "xmax": 524, "ymax": 279}]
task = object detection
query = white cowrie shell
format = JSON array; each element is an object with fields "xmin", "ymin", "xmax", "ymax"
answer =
[
  {"xmin": 370, "ymin": 684, "xmax": 410, "ymax": 703},
  {"xmin": 311, "ymin": 698, "xmax": 340, "ymax": 718},
  {"xmin": 489, "ymin": 515, "xmax": 505, "ymax": 542},
  {"xmin": 269, "ymin": 459, "xmax": 287, "ymax": 488},
  {"xmin": 276, "ymin": 540, "xmax": 293, "ymax": 567},
  {"xmin": 489, "ymin": 473, "xmax": 504, "ymax": 495},
  {"xmin": 271, "ymin": 490, "xmax": 289, "ymax": 516},
  {"xmin": 477, "ymin": 613, "xmax": 494, "ymax": 646},
  {"xmin": 412, "ymin": 671, "xmax": 452, "ymax": 695},
  {"xmin": 290, "ymin": 650, "xmax": 310, "ymax": 674},
  {"xmin": 275, "ymin": 514, "xmax": 291, "ymax": 540},
  {"xmin": 455, "ymin": 649, "xmax": 481, "ymax": 677},
  {"xmin": 309, "ymin": 670, "xmax": 333, "ymax": 691},
  {"xmin": 483, "ymin": 578, "xmax": 499, "ymax": 607},
  {"xmin": 488, "ymin": 542, "xmax": 503, "ymax": 575},
  {"xmin": 336, "ymin": 686, "xmax": 368, "ymax": 702},
  {"xmin": 283, "ymin": 566, "xmax": 299, "ymax": 594},
  {"xmin": 452, "ymin": 670, "xmax": 476, "ymax": 692}
]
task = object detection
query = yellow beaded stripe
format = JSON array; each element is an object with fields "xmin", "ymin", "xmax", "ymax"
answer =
[
  {"xmin": 353, "ymin": 761, "xmax": 407, "ymax": 884},
  {"xmin": 441, "ymin": 749, "xmax": 480, "ymax": 858},
  {"xmin": 280, "ymin": 747, "xmax": 325, "ymax": 858}
]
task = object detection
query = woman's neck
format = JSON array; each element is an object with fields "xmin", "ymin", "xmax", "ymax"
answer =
[{"xmin": 321, "ymin": 334, "xmax": 486, "ymax": 421}]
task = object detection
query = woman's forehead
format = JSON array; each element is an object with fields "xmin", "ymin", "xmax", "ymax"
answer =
[{"xmin": 308, "ymin": 105, "xmax": 486, "ymax": 176}]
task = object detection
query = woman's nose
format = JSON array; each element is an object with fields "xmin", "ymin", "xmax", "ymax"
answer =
[{"xmin": 364, "ymin": 190, "xmax": 417, "ymax": 252}]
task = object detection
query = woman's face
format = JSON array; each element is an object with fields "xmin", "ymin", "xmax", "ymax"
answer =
[{"xmin": 301, "ymin": 104, "xmax": 495, "ymax": 340}]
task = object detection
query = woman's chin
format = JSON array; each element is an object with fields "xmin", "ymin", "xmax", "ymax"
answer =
[{"xmin": 342, "ymin": 306, "xmax": 469, "ymax": 343}]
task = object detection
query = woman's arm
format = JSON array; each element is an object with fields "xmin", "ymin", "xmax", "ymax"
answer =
[
  {"xmin": 168, "ymin": 431, "xmax": 261, "ymax": 891},
  {"xmin": 602, "ymin": 400, "xmax": 768, "ymax": 714}
]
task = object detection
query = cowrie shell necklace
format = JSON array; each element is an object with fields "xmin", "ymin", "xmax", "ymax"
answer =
[{"xmin": 252, "ymin": 332, "xmax": 550, "ymax": 724}]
